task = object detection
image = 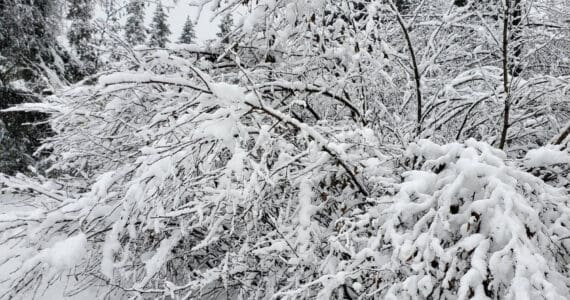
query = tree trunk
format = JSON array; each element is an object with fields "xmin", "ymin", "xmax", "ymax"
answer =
[
  {"xmin": 390, "ymin": 0, "xmax": 422, "ymax": 136},
  {"xmin": 499, "ymin": 0, "xmax": 511, "ymax": 150}
]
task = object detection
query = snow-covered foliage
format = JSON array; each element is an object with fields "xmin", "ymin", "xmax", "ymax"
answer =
[
  {"xmin": 203, "ymin": 0, "xmax": 569, "ymax": 149},
  {"xmin": 1, "ymin": 45, "xmax": 569, "ymax": 299},
  {"xmin": 1, "ymin": 0, "xmax": 570, "ymax": 299},
  {"xmin": 377, "ymin": 139, "xmax": 570, "ymax": 299},
  {"xmin": 0, "ymin": 47, "xmax": 381, "ymax": 298}
]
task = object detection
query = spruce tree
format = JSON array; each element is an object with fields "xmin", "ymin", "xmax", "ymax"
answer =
[
  {"xmin": 217, "ymin": 14, "xmax": 234, "ymax": 44},
  {"xmin": 178, "ymin": 16, "xmax": 196, "ymax": 44},
  {"xmin": 148, "ymin": 2, "xmax": 171, "ymax": 48},
  {"xmin": 97, "ymin": 0, "xmax": 123, "ymax": 64},
  {"xmin": 0, "ymin": 0, "xmax": 80, "ymax": 86},
  {"xmin": 67, "ymin": 0, "xmax": 96, "ymax": 76},
  {"xmin": 124, "ymin": 0, "xmax": 147, "ymax": 46}
]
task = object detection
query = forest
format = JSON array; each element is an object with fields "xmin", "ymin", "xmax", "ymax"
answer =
[{"xmin": 0, "ymin": 0, "xmax": 569, "ymax": 299}]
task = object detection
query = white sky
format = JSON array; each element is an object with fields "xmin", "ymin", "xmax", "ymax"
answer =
[
  {"xmin": 147, "ymin": 0, "xmax": 220, "ymax": 42},
  {"xmin": 95, "ymin": 0, "xmax": 221, "ymax": 43}
]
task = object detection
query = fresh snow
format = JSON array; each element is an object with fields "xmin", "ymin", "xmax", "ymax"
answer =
[
  {"xmin": 1, "ymin": 1, "xmax": 569, "ymax": 298},
  {"xmin": 525, "ymin": 147, "xmax": 570, "ymax": 167}
]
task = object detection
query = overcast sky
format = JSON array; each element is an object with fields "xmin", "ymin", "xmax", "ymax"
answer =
[
  {"xmin": 148, "ymin": 0, "xmax": 220, "ymax": 42},
  {"xmin": 95, "ymin": 0, "xmax": 221, "ymax": 43}
]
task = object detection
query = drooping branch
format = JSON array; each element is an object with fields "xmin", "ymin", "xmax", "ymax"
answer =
[
  {"xmin": 244, "ymin": 99, "xmax": 369, "ymax": 197},
  {"xmin": 552, "ymin": 121, "xmax": 570, "ymax": 145},
  {"xmin": 251, "ymin": 81, "xmax": 366, "ymax": 125},
  {"xmin": 98, "ymin": 73, "xmax": 212, "ymax": 94}
]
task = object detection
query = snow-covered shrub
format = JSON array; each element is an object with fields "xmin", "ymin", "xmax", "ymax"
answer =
[
  {"xmin": 1, "ymin": 6, "xmax": 569, "ymax": 296},
  {"xmin": 207, "ymin": 0, "xmax": 570, "ymax": 149},
  {"xmin": 0, "ymin": 48, "xmax": 391, "ymax": 299},
  {"xmin": 374, "ymin": 139, "xmax": 570, "ymax": 299},
  {"xmin": 3, "ymin": 65, "xmax": 569, "ymax": 299},
  {"xmin": 263, "ymin": 139, "xmax": 569, "ymax": 299}
]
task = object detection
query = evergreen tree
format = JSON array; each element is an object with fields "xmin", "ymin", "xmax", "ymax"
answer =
[
  {"xmin": 124, "ymin": 0, "xmax": 146, "ymax": 46},
  {"xmin": 0, "ymin": 0, "xmax": 79, "ymax": 87},
  {"xmin": 0, "ymin": 87, "xmax": 51, "ymax": 175},
  {"xmin": 67, "ymin": 0, "xmax": 96, "ymax": 76},
  {"xmin": 99, "ymin": 0, "xmax": 122, "ymax": 44},
  {"xmin": 96, "ymin": 0, "xmax": 123, "ymax": 65},
  {"xmin": 216, "ymin": 14, "xmax": 234, "ymax": 44},
  {"xmin": 178, "ymin": 16, "xmax": 196, "ymax": 44},
  {"xmin": 148, "ymin": 2, "xmax": 171, "ymax": 48}
]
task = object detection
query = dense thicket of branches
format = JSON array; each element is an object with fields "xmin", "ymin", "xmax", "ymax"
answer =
[
  {"xmin": 0, "ymin": 0, "xmax": 569, "ymax": 299},
  {"xmin": 0, "ymin": 88, "xmax": 51, "ymax": 174}
]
